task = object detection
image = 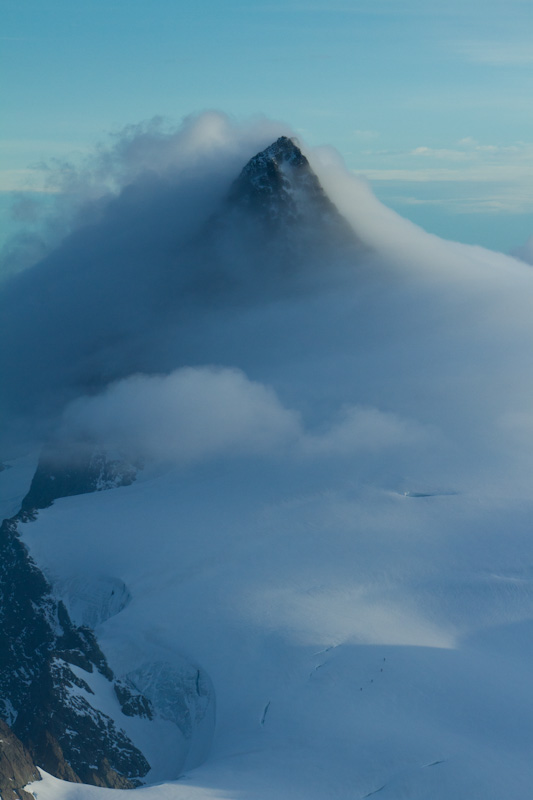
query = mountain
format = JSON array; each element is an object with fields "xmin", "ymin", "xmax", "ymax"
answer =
[
  {"xmin": 0, "ymin": 456, "xmax": 152, "ymax": 789},
  {"xmin": 0, "ymin": 136, "xmax": 343, "ymax": 791},
  {"xmin": 2, "ymin": 128, "xmax": 533, "ymax": 800},
  {"xmin": 0, "ymin": 447, "xmax": 215, "ymax": 790},
  {"xmin": 0, "ymin": 719, "xmax": 40, "ymax": 800},
  {"xmin": 228, "ymin": 136, "xmax": 353, "ymax": 235},
  {"xmin": 173, "ymin": 135, "xmax": 362, "ymax": 309},
  {"xmin": 0, "ymin": 136, "xmax": 360, "ymax": 436}
]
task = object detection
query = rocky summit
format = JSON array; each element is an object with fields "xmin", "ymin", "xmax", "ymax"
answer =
[
  {"xmin": 185, "ymin": 136, "xmax": 362, "ymax": 307},
  {"xmin": 229, "ymin": 136, "xmax": 356, "ymax": 238}
]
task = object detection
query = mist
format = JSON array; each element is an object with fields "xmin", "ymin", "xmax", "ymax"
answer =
[{"xmin": 2, "ymin": 110, "xmax": 533, "ymax": 499}]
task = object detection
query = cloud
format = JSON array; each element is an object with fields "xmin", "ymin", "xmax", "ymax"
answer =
[
  {"xmin": 61, "ymin": 367, "xmax": 301, "ymax": 465},
  {"xmin": 60, "ymin": 368, "xmax": 434, "ymax": 468},
  {"xmin": 512, "ymin": 235, "xmax": 533, "ymax": 265},
  {"xmin": 0, "ymin": 169, "xmax": 60, "ymax": 193},
  {"xmin": 354, "ymin": 140, "xmax": 533, "ymax": 215},
  {"xmin": 358, "ymin": 140, "xmax": 533, "ymax": 178},
  {"xmin": 383, "ymin": 188, "xmax": 533, "ymax": 216},
  {"xmin": 0, "ymin": 112, "xmax": 289, "ymax": 283},
  {"xmin": 3, "ymin": 109, "xmax": 533, "ymax": 497},
  {"xmin": 456, "ymin": 40, "xmax": 533, "ymax": 66},
  {"xmin": 300, "ymin": 406, "xmax": 433, "ymax": 457},
  {"xmin": 353, "ymin": 130, "xmax": 380, "ymax": 141},
  {"xmin": 0, "ymin": 112, "xmax": 298, "ymax": 445},
  {"xmin": 410, "ymin": 147, "xmax": 470, "ymax": 162},
  {"xmin": 359, "ymin": 165, "xmax": 533, "ymax": 183}
]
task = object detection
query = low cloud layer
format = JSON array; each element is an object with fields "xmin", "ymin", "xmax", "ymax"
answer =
[
  {"xmin": 60, "ymin": 366, "xmax": 432, "ymax": 467},
  {"xmin": 299, "ymin": 405, "xmax": 433, "ymax": 457},
  {"xmin": 513, "ymin": 235, "xmax": 533, "ymax": 266},
  {"xmin": 61, "ymin": 367, "xmax": 300, "ymax": 465}
]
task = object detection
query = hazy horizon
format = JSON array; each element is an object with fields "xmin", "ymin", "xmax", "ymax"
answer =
[{"xmin": 2, "ymin": 0, "xmax": 532, "ymax": 255}]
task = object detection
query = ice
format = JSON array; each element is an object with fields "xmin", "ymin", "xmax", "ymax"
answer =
[
  {"xmin": 125, "ymin": 659, "xmax": 215, "ymax": 770},
  {"xmin": 55, "ymin": 575, "xmax": 132, "ymax": 629}
]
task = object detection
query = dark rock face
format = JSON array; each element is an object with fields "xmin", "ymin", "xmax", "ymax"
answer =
[
  {"xmin": 185, "ymin": 136, "xmax": 362, "ymax": 306},
  {"xmin": 21, "ymin": 444, "xmax": 137, "ymax": 515},
  {"xmin": 230, "ymin": 136, "xmax": 312, "ymax": 220},
  {"xmin": 114, "ymin": 679, "xmax": 154, "ymax": 720},
  {"xmin": 0, "ymin": 449, "xmax": 151, "ymax": 790},
  {"xmin": 0, "ymin": 719, "xmax": 40, "ymax": 800},
  {"xmin": 0, "ymin": 514, "xmax": 150, "ymax": 789},
  {"xmin": 228, "ymin": 136, "xmax": 356, "ymax": 240}
]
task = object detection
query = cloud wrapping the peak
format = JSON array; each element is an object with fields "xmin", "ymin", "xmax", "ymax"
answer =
[
  {"xmin": 0, "ymin": 113, "xmax": 302, "ymax": 439},
  {"xmin": 2, "ymin": 109, "xmax": 533, "ymax": 497}
]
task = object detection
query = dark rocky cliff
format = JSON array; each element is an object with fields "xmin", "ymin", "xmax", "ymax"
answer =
[
  {"xmin": 0, "ymin": 452, "xmax": 151, "ymax": 791},
  {"xmin": 229, "ymin": 136, "xmax": 352, "ymax": 233},
  {"xmin": 0, "ymin": 720, "xmax": 40, "ymax": 800}
]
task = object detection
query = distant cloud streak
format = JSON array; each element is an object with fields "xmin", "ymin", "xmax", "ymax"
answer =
[{"xmin": 456, "ymin": 40, "xmax": 533, "ymax": 66}]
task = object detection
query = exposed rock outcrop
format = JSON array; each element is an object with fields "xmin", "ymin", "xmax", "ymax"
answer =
[
  {"xmin": 229, "ymin": 136, "xmax": 352, "ymax": 234},
  {"xmin": 0, "ymin": 446, "xmax": 151, "ymax": 790},
  {"xmin": 0, "ymin": 513, "xmax": 150, "ymax": 789},
  {"xmin": 21, "ymin": 444, "xmax": 136, "ymax": 517},
  {"xmin": 184, "ymin": 136, "xmax": 362, "ymax": 306},
  {"xmin": 0, "ymin": 719, "xmax": 40, "ymax": 800}
]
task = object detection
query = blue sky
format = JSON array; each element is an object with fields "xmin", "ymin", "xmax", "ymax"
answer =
[{"xmin": 2, "ymin": 0, "xmax": 532, "ymax": 251}]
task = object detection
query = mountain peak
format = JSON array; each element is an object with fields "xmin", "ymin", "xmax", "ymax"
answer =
[
  {"xmin": 229, "ymin": 136, "xmax": 311, "ymax": 214},
  {"xmin": 228, "ymin": 136, "xmax": 352, "ymax": 237},
  {"xmin": 247, "ymin": 135, "xmax": 308, "ymax": 170}
]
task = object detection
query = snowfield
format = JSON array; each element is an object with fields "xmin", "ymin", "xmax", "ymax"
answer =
[
  {"xmin": 18, "ymin": 456, "xmax": 533, "ymax": 799},
  {"xmin": 2, "ymin": 116, "xmax": 533, "ymax": 799}
]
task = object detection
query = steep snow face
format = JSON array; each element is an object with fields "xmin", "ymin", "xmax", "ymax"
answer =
[{"xmin": 55, "ymin": 575, "xmax": 132, "ymax": 629}]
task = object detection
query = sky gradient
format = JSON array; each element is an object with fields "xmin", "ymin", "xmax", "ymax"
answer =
[{"xmin": 1, "ymin": 0, "xmax": 532, "ymax": 252}]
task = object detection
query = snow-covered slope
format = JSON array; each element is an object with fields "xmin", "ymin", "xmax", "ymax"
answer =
[
  {"xmin": 2, "ymin": 117, "xmax": 533, "ymax": 799},
  {"xmin": 18, "ymin": 456, "xmax": 533, "ymax": 799}
]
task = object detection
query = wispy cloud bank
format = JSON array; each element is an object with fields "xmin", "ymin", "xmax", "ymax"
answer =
[
  {"xmin": 0, "ymin": 169, "xmax": 61, "ymax": 194},
  {"xmin": 456, "ymin": 40, "xmax": 533, "ymax": 66},
  {"xmin": 356, "ymin": 139, "xmax": 533, "ymax": 215},
  {"xmin": 60, "ymin": 367, "xmax": 433, "ymax": 468},
  {"xmin": 512, "ymin": 235, "xmax": 533, "ymax": 266}
]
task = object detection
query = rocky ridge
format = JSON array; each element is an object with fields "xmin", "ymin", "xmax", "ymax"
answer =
[
  {"xmin": 0, "ymin": 719, "xmax": 40, "ymax": 800},
  {"xmin": 0, "ymin": 450, "xmax": 151, "ymax": 791}
]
